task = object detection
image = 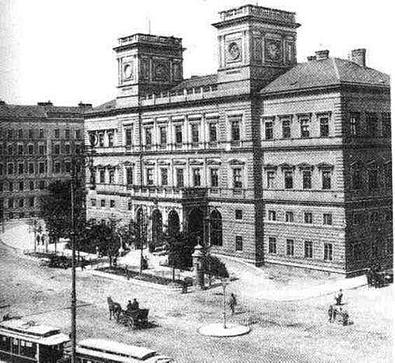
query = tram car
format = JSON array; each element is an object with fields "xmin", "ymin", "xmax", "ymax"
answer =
[{"xmin": 0, "ymin": 318, "xmax": 70, "ymax": 362}]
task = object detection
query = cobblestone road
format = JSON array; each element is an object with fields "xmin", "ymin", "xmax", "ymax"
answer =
[{"xmin": 0, "ymin": 241, "xmax": 392, "ymax": 362}]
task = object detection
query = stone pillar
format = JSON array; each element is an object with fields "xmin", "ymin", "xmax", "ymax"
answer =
[{"xmin": 192, "ymin": 242, "xmax": 204, "ymax": 289}]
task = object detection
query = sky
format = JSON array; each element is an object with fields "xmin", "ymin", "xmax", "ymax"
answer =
[{"xmin": 0, "ymin": 0, "xmax": 393, "ymax": 107}]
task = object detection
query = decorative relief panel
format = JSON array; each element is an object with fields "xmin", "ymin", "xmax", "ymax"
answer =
[
  {"xmin": 140, "ymin": 58, "xmax": 150, "ymax": 80},
  {"xmin": 152, "ymin": 59, "xmax": 170, "ymax": 82},
  {"xmin": 225, "ymin": 37, "xmax": 242, "ymax": 64},
  {"xmin": 264, "ymin": 38, "xmax": 282, "ymax": 63}
]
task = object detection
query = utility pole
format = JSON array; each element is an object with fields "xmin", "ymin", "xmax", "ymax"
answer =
[{"xmin": 70, "ymin": 171, "xmax": 77, "ymax": 363}]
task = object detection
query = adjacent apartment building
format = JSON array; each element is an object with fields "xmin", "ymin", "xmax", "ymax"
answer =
[
  {"xmin": 84, "ymin": 4, "xmax": 391, "ymax": 275},
  {"xmin": 0, "ymin": 101, "xmax": 89, "ymax": 220}
]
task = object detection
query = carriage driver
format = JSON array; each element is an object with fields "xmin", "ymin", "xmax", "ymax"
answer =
[{"xmin": 127, "ymin": 299, "xmax": 139, "ymax": 313}]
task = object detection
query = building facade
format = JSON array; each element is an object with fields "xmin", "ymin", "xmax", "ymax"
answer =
[
  {"xmin": 85, "ymin": 5, "xmax": 391, "ymax": 275},
  {"xmin": 0, "ymin": 101, "xmax": 89, "ymax": 221}
]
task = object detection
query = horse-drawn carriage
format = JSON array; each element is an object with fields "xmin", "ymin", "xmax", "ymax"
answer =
[{"xmin": 107, "ymin": 297, "xmax": 149, "ymax": 329}]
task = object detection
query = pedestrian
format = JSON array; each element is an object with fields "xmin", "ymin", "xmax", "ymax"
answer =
[
  {"xmin": 228, "ymin": 293, "xmax": 237, "ymax": 315},
  {"xmin": 81, "ymin": 257, "xmax": 86, "ymax": 271},
  {"xmin": 328, "ymin": 305, "xmax": 334, "ymax": 323},
  {"xmin": 131, "ymin": 298, "xmax": 139, "ymax": 311},
  {"xmin": 335, "ymin": 289, "xmax": 343, "ymax": 305}
]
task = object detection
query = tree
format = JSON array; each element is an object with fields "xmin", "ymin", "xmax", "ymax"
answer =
[
  {"xmin": 39, "ymin": 179, "xmax": 86, "ymax": 248},
  {"xmin": 166, "ymin": 232, "xmax": 195, "ymax": 281},
  {"xmin": 201, "ymin": 246, "xmax": 229, "ymax": 287}
]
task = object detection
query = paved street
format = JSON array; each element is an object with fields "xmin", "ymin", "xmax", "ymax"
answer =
[{"xmin": 0, "ymin": 235, "xmax": 392, "ymax": 362}]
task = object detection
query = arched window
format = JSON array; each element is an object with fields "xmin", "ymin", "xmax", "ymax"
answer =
[{"xmin": 210, "ymin": 210, "xmax": 223, "ymax": 246}]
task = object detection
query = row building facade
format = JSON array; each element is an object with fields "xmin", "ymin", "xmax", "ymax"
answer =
[{"xmin": 84, "ymin": 4, "xmax": 391, "ymax": 275}]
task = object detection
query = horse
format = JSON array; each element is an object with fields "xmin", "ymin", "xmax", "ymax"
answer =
[{"xmin": 107, "ymin": 296, "xmax": 122, "ymax": 321}]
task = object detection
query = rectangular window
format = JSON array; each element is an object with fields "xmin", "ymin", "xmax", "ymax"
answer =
[
  {"xmin": 304, "ymin": 241, "xmax": 313, "ymax": 258},
  {"xmin": 145, "ymin": 128, "xmax": 152, "ymax": 147},
  {"xmin": 8, "ymin": 145, "xmax": 13, "ymax": 155},
  {"xmin": 54, "ymin": 129, "xmax": 60, "ymax": 138},
  {"xmin": 65, "ymin": 161, "xmax": 71, "ymax": 173},
  {"xmin": 350, "ymin": 113, "xmax": 360, "ymax": 136},
  {"xmin": 282, "ymin": 118, "xmax": 291, "ymax": 139},
  {"xmin": 209, "ymin": 123, "xmax": 217, "ymax": 142},
  {"xmin": 126, "ymin": 167, "xmax": 133, "ymax": 185},
  {"xmin": 101, "ymin": 199, "xmax": 105, "ymax": 207},
  {"xmin": 39, "ymin": 162, "xmax": 45, "ymax": 174},
  {"xmin": 75, "ymin": 129, "xmax": 81, "ymax": 140},
  {"xmin": 54, "ymin": 144, "xmax": 60, "ymax": 155},
  {"xmin": 265, "ymin": 121, "xmax": 273, "ymax": 140},
  {"xmin": 323, "ymin": 213, "xmax": 333, "ymax": 225},
  {"xmin": 39, "ymin": 181, "xmax": 45, "ymax": 190},
  {"xmin": 97, "ymin": 132, "xmax": 104, "ymax": 147},
  {"xmin": 125, "ymin": 128, "xmax": 133, "ymax": 146},
  {"xmin": 29, "ymin": 181, "xmax": 35, "ymax": 190},
  {"xmin": 268, "ymin": 237, "xmax": 277, "ymax": 253},
  {"xmin": 304, "ymin": 212, "xmax": 313, "ymax": 224},
  {"xmin": 324, "ymin": 243, "xmax": 333, "ymax": 261},
  {"xmin": 39, "ymin": 145, "xmax": 46, "ymax": 155},
  {"xmin": 161, "ymin": 168, "xmax": 168, "ymax": 186},
  {"xmin": 18, "ymin": 144, "xmax": 23, "ymax": 155},
  {"xmin": 99, "ymin": 170, "xmax": 105, "ymax": 183},
  {"xmin": 266, "ymin": 171, "xmax": 275, "ymax": 189},
  {"xmin": 284, "ymin": 170, "xmax": 293, "ymax": 189},
  {"xmin": 322, "ymin": 170, "xmax": 331, "ymax": 190},
  {"xmin": 235, "ymin": 209, "xmax": 243, "ymax": 220},
  {"xmin": 193, "ymin": 168, "xmax": 201, "ymax": 187},
  {"xmin": 7, "ymin": 163, "xmax": 14, "ymax": 175},
  {"xmin": 159, "ymin": 127, "xmax": 167, "ymax": 147},
  {"xmin": 65, "ymin": 129, "xmax": 70, "ymax": 139},
  {"xmin": 8, "ymin": 129, "xmax": 13, "ymax": 139},
  {"xmin": 108, "ymin": 132, "xmax": 114, "ymax": 147},
  {"xmin": 366, "ymin": 112, "xmax": 378, "ymax": 137},
  {"xmin": 175, "ymin": 125, "xmax": 183, "ymax": 145},
  {"xmin": 191, "ymin": 124, "xmax": 199, "ymax": 144},
  {"xmin": 8, "ymin": 198, "xmax": 13, "ymax": 208},
  {"xmin": 382, "ymin": 112, "xmax": 391, "ymax": 137},
  {"xmin": 28, "ymin": 144, "xmax": 34, "ymax": 155},
  {"xmin": 19, "ymin": 199, "xmax": 24, "ymax": 208},
  {"xmin": 231, "ymin": 121, "xmax": 240, "ymax": 142},
  {"xmin": 91, "ymin": 199, "xmax": 96, "ymax": 207},
  {"xmin": 9, "ymin": 182, "xmax": 13, "ymax": 191},
  {"xmin": 146, "ymin": 168, "xmax": 154, "ymax": 185},
  {"xmin": 19, "ymin": 181, "xmax": 24, "ymax": 191},
  {"xmin": 109, "ymin": 169, "xmax": 115, "ymax": 184},
  {"xmin": 368, "ymin": 168, "xmax": 378, "ymax": 190},
  {"xmin": 54, "ymin": 162, "xmax": 60, "ymax": 173},
  {"xmin": 176, "ymin": 169, "xmax": 184, "ymax": 187},
  {"xmin": 39, "ymin": 129, "xmax": 44, "ymax": 138},
  {"xmin": 285, "ymin": 211, "xmax": 294, "ymax": 223},
  {"xmin": 268, "ymin": 210, "xmax": 276, "ymax": 221},
  {"xmin": 286, "ymin": 239, "xmax": 294, "ymax": 256},
  {"xmin": 18, "ymin": 163, "xmax": 24, "ymax": 174},
  {"xmin": 110, "ymin": 200, "xmax": 115, "ymax": 208},
  {"xmin": 319, "ymin": 115, "xmax": 329, "ymax": 137},
  {"xmin": 210, "ymin": 168, "xmax": 219, "ymax": 188},
  {"xmin": 29, "ymin": 197, "xmax": 34, "ymax": 207},
  {"xmin": 18, "ymin": 129, "xmax": 23, "ymax": 138},
  {"xmin": 28, "ymin": 163, "xmax": 34, "ymax": 174},
  {"xmin": 302, "ymin": 170, "xmax": 312, "ymax": 189},
  {"xmin": 28, "ymin": 129, "xmax": 33, "ymax": 139},
  {"xmin": 235, "ymin": 236, "xmax": 243, "ymax": 251},
  {"xmin": 233, "ymin": 168, "xmax": 242, "ymax": 189},
  {"xmin": 299, "ymin": 115, "xmax": 310, "ymax": 138},
  {"xmin": 65, "ymin": 144, "xmax": 71, "ymax": 154}
]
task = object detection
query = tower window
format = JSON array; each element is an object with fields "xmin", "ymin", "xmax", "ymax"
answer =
[
  {"xmin": 268, "ymin": 237, "xmax": 277, "ymax": 254},
  {"xmin": 265, "ymin": 121, "xmax": 273, "ymax": 140},
  {"xmin": 145, "ymin": 128, "xmax": 152, "ymax": 147},
  {"xmin": 235, "ymin": 209, "xmax": 243, "ymax": 220},
  {"xmin": 302, "ymin": 170, "xmax": 312, "ymax": 189},
  {"xmin": 126, "ymin": 167, "xmax": 133, "ymax": 185},
  {"xmin": 176, "ymin": 169, "xmax": 184, "ymax": 187},
  {"xmin": 235, "ymin": 236, "xmax": 243, "ymax": 251},
  {"xmin": 304, "ymin": 241, "xmax": 313, "ymax": 258},
  {"xmin": 268, "ymin": 210, "xmax": 276, "ymax": 221},
  {"xmin": 319, "ymin": 115, "xmax": 330, "ymax": 137},
  {"xmin": 108, "ymin": 131, "xmax": 114, "ymax": 147},
  {"xmin": 304, "ymin": 212, "xmax": 313, "ymax": 224},
  {"xmin": 146, "ymin": 168, "xmax": 154, "ymax": 185},
  {"xmin": 210, "ymin": 168, "xmax": 219, "ymax": 188},
  {"xmin": 299, "ymin": 115, "xmax": 310, "ymax": 138},
  {"xmin": 209, "ymin": 123, "xmax": 217, "ymax": 142},
  {"xmin": 285, "ymin": 211, "xmax": 294, "ymax": 222},
  {"xmin": 193, "ymin": 168, "xmax": 201, "ymax": 187},
  {"xmin": 175, "ymin": 125, "xmax": 183, "ymax": 145},
  {"xmin": 231, "ymin": 121, "xmax": 240, "ymax": 142},
  {"xmin": 284, "ymin": 170, "xmax": 293, "ymax": 189},
  {"xmin": 109, "ymin": 169, "xmax": 116, "ymax": 184},
  {"xmin": 266, "ymin": 171, "xmax": 275, "ymax": 189},
  {"xmin": 286, "ymin": 239, "xmax": 294, "ymax": 256},
  {"xmin": 350, "ymin": 113, "xmax": 360, "ymax": 136},
  {"xmin": 282, "ymin": 119, "xmax": 291, "ymax": 139},
  {"xmin": 191, "ymin": 124, "xmax": 199, "ymax": 144},
  {"xmin": 161, "ymin": 168, "xmax": 168, "ymax": 186},
  {"xmin": 233, "ymin": 168, "xmax": 242, "ymax": 189},
  {"xmin": 324, "ymin": 243, "xmax": 333, "ymax": 261},
  {"xmin": 323, "ymin": 213, "xmax": 333, "ymax": 225},
  {"xmin": 322, "ymin": 170, "xmax": 331, "ymax": 190}
]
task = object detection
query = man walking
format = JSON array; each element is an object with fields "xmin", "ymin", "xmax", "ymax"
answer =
[
  {"xmin": 328, "ymin": 305, "xmax": 335, "ymax": 323},
  {"xmin": 229, "ymin": 293, "xmax": 237, "ymax": 315}
]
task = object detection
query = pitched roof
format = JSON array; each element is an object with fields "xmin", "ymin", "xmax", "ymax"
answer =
[
  {"xmin": 262, "ymin": 58, "xmax": 390, "ymax": 95},
  {"xmin": 0, "ymin": 103, "xmax": 87, "ymax": 119},
  {"xmin": 170, "ymin": 74, "xmax": 217, "ymax": 91},
  {"xmin": 93, "ymin": 99, "xmax": 117, "ymax": 112}
]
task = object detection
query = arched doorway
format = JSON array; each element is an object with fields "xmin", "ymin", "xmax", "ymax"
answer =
[
  {"xmin": 151, "ymin": 209, "xmax": 163, "ymax": 251},
  {"xmin": 168, "ymin": 210, "xmax": 180, "ymax": 237},
  {"xmin": 210, "ymin": 210, "xmax": 223, "ymax": 246},
  {"xmin": 188, "ymin": 208, "xmax": 204, "ymax": 245}
]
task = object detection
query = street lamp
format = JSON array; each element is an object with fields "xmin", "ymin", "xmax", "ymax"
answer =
[
  {"xmin": 221, "ymin": 278, "xmax": 229, "ymax": 329},
  {"xmin": 69, "ymin": 133, "xmax": 97, "ymax": 363}
]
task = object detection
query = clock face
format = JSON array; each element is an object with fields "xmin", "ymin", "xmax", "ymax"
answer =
[
  {"xmin": 265, "ymin": 39, "xmax": 282, "ymax": 62},
  {"xmin": 123, "ymin": 63, "xmax": 133, "ymax": 79},
  {"xmin": 228, "ymin": 42, "xmax": 241, "ymax": 61}
]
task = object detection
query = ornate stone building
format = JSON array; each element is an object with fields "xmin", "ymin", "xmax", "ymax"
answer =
[
  {"xmin": 0, "ymin": 101, "xmax": 89, "ymax": 221},
  {"xmin": 85, "ymin": 4, "xmax": 391, "ymax": 275}
]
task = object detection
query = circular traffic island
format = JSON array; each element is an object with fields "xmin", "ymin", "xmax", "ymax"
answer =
[{"xmin": 198, "ymin": 323, "xmax": 250, "ymax": 337}]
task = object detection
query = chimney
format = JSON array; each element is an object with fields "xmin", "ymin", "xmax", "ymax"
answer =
[
  {"xmin": 78, "ymin": 102, "xmax": 92, "ymax": 109},
  {"xmin": 351, "ymin": 48, "xmax": 366, "ymax": 67},
  {"xmin": 315, "ymin": 50, "xmax": 329, "ymax": 60},
  {"xmin": 37, "ymin": 100, "xmax": 53, "ymax": 107},
  {"xmin": 307, "ymin": 56, "xmax": 317, "ymax": 61}
]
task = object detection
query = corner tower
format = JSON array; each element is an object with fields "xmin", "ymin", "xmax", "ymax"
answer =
[
  {"xmin": 114, "ymin": 34, "xmax": 184, "ymax": 107},
  {"xmin": 213, "ymin": 5, "xmax": 300, "ymax": 91}
]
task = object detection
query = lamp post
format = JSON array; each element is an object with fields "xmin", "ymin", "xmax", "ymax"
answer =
[
  {"xmin": 70, "ymin": 133, "xmax": 97, "ymax": 363},
  {"xmin": 221, "ymin": 278, "xmax": 229, "ymax": 329}
]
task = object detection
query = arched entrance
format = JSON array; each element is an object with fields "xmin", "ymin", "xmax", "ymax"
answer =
[
  {"xmin": 188, "ymin": 208, "xmax": 204, "ymax": 246},
  {"xmin": 210, "ymin": 210, "xmax": 223, "ymax": 246},
  {"xmin": 168, "ymin": 210, "xmax": 180, "ymax": 237},
  {"xmin": 151, "ymin": 209, "xmax": 163, "ymax": 251}
]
